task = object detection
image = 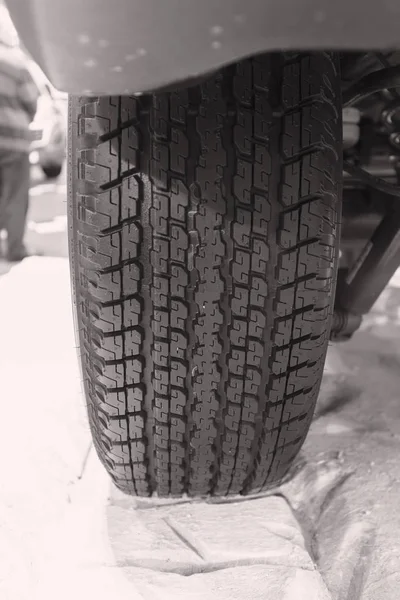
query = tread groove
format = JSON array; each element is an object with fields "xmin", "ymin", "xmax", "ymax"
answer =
[
  {"xmin": 117, "ymin": 96, "xmax": 137, "ymax": 495},
  {"xmin": 211, "ymin": 69, "xmax": 235, "ymax": 496},
  {"xmin": 184, "ymin": 86, "xmax": 201, "ymax": 495}
]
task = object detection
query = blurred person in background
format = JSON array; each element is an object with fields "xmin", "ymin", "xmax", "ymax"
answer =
[{"xmin": 0, "ymin": 31, "xmax": 39, "ymax": 262}]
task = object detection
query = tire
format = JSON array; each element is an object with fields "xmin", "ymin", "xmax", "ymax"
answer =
[
  {"xmin": 42, "ymin": 164, "xmax": 63, "ymax": 179},
  {"xmin": 69, "ymin": 52, "xmax": 342, "ymax": 497}
]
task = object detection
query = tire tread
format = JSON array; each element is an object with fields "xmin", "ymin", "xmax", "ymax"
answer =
[{"xmin": 69, "ymin": 52, "xmax": 342, "ymax": 497}]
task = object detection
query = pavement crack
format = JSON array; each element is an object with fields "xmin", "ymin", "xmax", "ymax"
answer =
[
  {"xmin": 77, "ymin": 442, "xmax": 93, "ymax": 480},
  {"xmin": 317, "ymin": 472, "xmax": 353, "ymax": 521},
  {"xmin": 273, "ymin": 492, "xmax": 317, "ymax": 564},
  {"xmin": 325, "ymin": 519, "xmax": 376, "ymax": 600},
  {"xmin": 117, "ymin": 557, "xmax": 315, "ymax": 576},
  {"xmin": 163, "ymin": 516, "xmax": 207, "ymax": 562}
]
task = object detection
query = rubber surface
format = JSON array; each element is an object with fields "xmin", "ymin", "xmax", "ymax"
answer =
[{"xmin": 68, "ymin": 52, "xmax": 342, "ymax": 497}]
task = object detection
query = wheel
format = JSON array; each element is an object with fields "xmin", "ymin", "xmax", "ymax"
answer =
[
  {"xmin": 69, "ymin": 52, "xmax": 342, "ymax": 497},
  {"xmin": 42, "ymin": 164, "xmax": 62, "ymax": 179}
]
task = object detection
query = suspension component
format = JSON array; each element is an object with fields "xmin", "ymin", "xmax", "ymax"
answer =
[
  {"xmin": 331, "ymin": 310, "xmax": 362, "ymax": 342},
  {"xmin": 343, "ymin": 64, "xmax": 400, "ymax": 108},
  {"xmin": 338, "ymin": 59, "xmax": 400, "ymax": 335},
  {"xmin": 343, "ymin": 107, "xmax": 361, "ymax": 150},
  {"xmin": 343, "ymin": 161, "xmax": 400, "ymax": 197},
  {"xmin": 336, "ymin": 204, "xmax": 400, "ymax": 317},
  {"xmin": 343, "ymin": 61, "xmax": 400, "ymax": 196}
]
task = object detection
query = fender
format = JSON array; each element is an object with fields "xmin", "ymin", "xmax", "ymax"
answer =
[{"xmin": 7, "ymin": 0, "xmax": 400, "ymax": 94}]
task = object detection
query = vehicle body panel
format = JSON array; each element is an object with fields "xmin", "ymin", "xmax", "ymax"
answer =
[{"xmin": 6, "ymin": 0, "xmax": 400, "ymax": 95}]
